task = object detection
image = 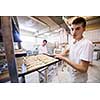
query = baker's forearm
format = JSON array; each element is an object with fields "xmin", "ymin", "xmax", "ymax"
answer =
[{"xmin": 61, "ymin": 56, "xmax": 88, "ymax": 73}]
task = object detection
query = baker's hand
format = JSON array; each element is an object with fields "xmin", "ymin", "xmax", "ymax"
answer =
[{"xmin": 54, "ymin": 54, "xmax": 65, "ymax": 60}]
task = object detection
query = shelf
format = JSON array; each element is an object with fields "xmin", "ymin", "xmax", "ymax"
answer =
[
  {"xmin": 93, "ymin": 42, "xmax": 100, "ymax": 44},
  {"xmin": 0, "ymin": 55, "xmax": 60, "ymax": 83},
  {"xmin": 0, "ymin": 51, "xmax": 27, "ymax": 58}
]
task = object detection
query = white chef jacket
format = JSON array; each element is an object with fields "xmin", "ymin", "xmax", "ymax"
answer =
[
  {"xmin": 38, "ymin": 45, "xmax": 48, "ymax": 54},
  {"xmin": 68, "ymin": 38, "xmax": 93, "ymax": 83}
]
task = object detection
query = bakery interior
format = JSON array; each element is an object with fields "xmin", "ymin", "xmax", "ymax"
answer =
[{"xmin": 0, "ymin": 16, "xmax": 100, "ymax": 83}]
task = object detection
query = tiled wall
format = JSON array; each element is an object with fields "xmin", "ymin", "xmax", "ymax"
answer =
[{"xmin": 84, "ymin": 29, "xmax": 100, "ymax": 47}]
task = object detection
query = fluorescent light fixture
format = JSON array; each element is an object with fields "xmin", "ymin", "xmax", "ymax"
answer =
[{"xmin": 19, "ymin": 24, "xmax": 37, "ymax": 32}]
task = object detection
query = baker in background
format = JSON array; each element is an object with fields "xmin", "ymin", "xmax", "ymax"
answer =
[
  {"xmin": 38, "ymin": 40, "xmax": 48, "ymax": 82},
  {"xmin": 38, "ymin": 40, "xmax": 48, "ymax": 54}
]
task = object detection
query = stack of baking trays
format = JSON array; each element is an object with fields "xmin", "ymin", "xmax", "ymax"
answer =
[{"xmin": 17, "ymin": 54, "xmax": 59, "ymax": 83}]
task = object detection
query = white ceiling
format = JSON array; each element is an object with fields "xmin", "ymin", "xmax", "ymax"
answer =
[
  {"xmin": 17, "ymin": 16, "xmax": 100, "ymax": 37},
  {"xmin": 17, "ymin": 16, "xmax": 48, "ymax": 33}
]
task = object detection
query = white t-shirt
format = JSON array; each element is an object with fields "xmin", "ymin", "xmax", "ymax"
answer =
[
  {"xmin": 38, "ymin": 45, "xmax": 48, "ymax": 54},
  {"xmin": 68, "ymin": 38, "xmax": 93, "ymax": 83}
]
